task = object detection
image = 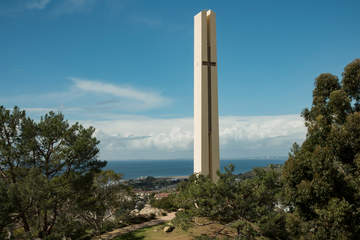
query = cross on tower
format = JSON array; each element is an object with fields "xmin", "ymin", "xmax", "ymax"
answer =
[
  {"xmin": 202, "ymin": 47, "xmax": 217, "ymax": 134},
  {"xmin": 202, "ymin": 60, "xmax": 216, "ymax": 67}
]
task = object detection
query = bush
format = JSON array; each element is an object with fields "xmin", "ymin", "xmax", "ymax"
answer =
[
  {"xmin": 194, "ymin": 235, "xmax": 231, "ymax": 240},
  {"xmin": 150, "ymin": 194, "xmax": 177, "ymax": 211},
  {"xmin": 171, "ymin": 211, "xmax": 192, "ymax": 231}
]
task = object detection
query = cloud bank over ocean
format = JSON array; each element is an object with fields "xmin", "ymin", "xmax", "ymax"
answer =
[
  {"xmin": 83, "ymin": 114, "xmax": 306, "ymax": 160},
  {"xmin": 2, "ymin": 77, "xmax": 306, "ymax": 160}
]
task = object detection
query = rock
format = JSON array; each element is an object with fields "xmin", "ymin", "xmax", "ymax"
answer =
[
  {"xmin": 163, "ymin": 225, "xmax": 174, "ymax": 233},
  {"xmin": 139, "ymin": 204, "xmax": 166, "ymax": 217},
  {"xmin": 130, "ymin": 209, "xmax": 140, "ymax": 215}
]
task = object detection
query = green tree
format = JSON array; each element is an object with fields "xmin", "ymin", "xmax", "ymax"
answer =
[
  {"xmin": 0, "ymin": 106, "xmax": 106, "ymax": 239},
  {"xmin": 75, "ymin": 170, "xmax": 135, "ymax": 236},
  {"xmin": 282, "ymin": 59, "xmax": 360, "ymax": 239},
  {"xmin": 150, "ymin": 193, "xmax": 177, "ymax": 212},
  {"xmin": 0, "ymin": 178, "xmax": 14, "ymax": 239},
  {"xmin": 174, "ymin": 165, "xmax": 284, "ymax": 238}
]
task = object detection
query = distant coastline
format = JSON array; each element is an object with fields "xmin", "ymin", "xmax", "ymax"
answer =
[
  {"xmin": 123, "ymin": 163, "xmax": 283, "ymax": 192},
  {"xmin": 103, "ymin": 156, "xmax": 288, "ymax": 161},
  {"xmin": 104, "ymin": 159, "xmax": 287, "ymax": 180}
]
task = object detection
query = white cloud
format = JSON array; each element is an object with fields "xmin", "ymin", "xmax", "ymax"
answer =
[
  {"xmin": 2, "ymin": 78, "xmax": 306, "ymax": 160},
  {"xmin": 24, "ymin": 107, "xmax": 54, "ymax": 112},
  {"xmin": 1, "ymin": 78, "xmax": 170, "ymax": 117},
  {"xmin": 70, "ymin": 77, "xmax": 169, "ymax": 110},
  {"xmin": 81, "ymin": 114, "xmax": 307, "ymax": 160},
  {"xmin": 26, "ymin": 0, "xmax": 51, "ymax": 10}
]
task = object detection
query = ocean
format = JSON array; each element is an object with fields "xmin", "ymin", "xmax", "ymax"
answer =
[{"xmin": 104, "ymin": 159, "xmax": 286, "ymax": 179}]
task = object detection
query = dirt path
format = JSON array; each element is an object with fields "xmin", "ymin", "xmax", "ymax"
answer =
[{"xmin": 93, "ymin": 212, "xmax": 176, "ymax": 240}]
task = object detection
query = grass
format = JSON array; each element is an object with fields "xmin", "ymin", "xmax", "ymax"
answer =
[
  {"xmin": 113, "ymin": 224, "xmax": 192, "ymax": 240},
  {"xmin": 113, "ymin": 221, "xmax": 237, "ymax": 240},
  {"xmin": 113, "ymin": 231, "xmax": 145, "ymax": 240}
]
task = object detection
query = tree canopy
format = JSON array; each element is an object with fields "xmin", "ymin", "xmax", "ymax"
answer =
[
  {"xmin": 283, "ymin": 58, "xmax": 360, "ymax": 239},
  {"xmin": 174, "ymin": 165, "xmax": 284, "ymax": 239},
  {"xmin": 0, "ymin": 107, "xmax": 107, "ymax": 239}
]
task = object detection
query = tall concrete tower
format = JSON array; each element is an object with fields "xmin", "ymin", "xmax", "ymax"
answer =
[{"xmin": 193, "ymin": 10, "xmax": 220, "ymax": 182}]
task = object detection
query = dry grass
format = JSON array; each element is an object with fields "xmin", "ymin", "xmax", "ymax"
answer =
[
  {"xmin": 114, "ymin": 224, "xmax": 191, "ymax": 240},
  {"xmin": 114, "ymin": 220, "xmax": 237, "ymax": 240}
]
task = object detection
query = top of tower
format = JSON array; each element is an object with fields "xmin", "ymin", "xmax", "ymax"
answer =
[{"xmin": 206, "ymin": 9, "xmax": 215, "ymax": 16}]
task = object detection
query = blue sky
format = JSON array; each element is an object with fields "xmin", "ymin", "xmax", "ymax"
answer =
[{"xmin": 1, "ymin": 0, "xmax": 359, "ymax": 160}]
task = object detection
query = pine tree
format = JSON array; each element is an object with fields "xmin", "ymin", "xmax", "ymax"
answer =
[{"xmin": 0, "ymin": 107, "xmax": 106, "ymax": 238}]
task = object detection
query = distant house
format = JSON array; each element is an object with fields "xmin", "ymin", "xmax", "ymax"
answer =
[{"xmin": 154, "ymin": 192, "xmax": 170, "ymax": 200}]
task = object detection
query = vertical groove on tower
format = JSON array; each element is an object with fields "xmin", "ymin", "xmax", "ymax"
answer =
[{"xmin": 206, "ymin": 13, "xmax": 213, "ymax": 180}]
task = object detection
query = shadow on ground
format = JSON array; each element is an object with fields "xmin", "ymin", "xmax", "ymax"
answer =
[{"xmin": 114, "ymin": 231, "xmax": 145, "ymax": 240}]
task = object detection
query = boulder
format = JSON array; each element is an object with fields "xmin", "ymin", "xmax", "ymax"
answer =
[
  {"xmin": 139, "ymin": 204, "xmax": 166, "ymax": 217},
  {"xmin": 163, "ymin": 225, "xmax": 174, "ymax": 233}
]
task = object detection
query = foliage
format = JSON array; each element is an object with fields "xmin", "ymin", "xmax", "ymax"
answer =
[
  {"xmin": 150, "ymin": 194, "xmax": 177, "ymax": 211},
  {"xmin": 75, "ymin": 170, "xmax": 135, "ymax": 236},
  {"xmin": 127, "ymin": 176, "xmax": 181, "ymax": 191},
  {"xmin": 0, "ymin": 107, "xmax": 108, "ymax": 238},
  {"xmin": 113, "ymin": 231, "xmax": 145, "ymax": 240},
  {"xmin": 174, "ymin": 165, "xmax": 283, "ymax": 238},
  {"xmin": 124, "ymin": 214, "xmax": 155, "ymax": 225},
  {"xmin": 258, "ymin": 212, "xmax": 288, "ymax": 239},
  {"xmin": 171, "ymin": 211, "xmax": 193, "ymax": 231},
  {"xmin": 282, "ymin": 58, "xmax": 360, "ymax": 239},
  {"xmin": 0, "ymin": 178, "xmax": 14, "ymax": 238},
  {"xmin": 193, "ymin": 235, "xmax": 231, "ymax": 240}
]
